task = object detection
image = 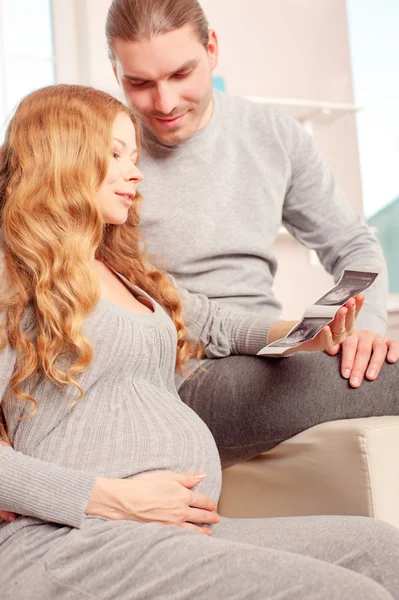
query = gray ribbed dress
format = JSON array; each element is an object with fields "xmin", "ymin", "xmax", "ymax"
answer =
[{"xmin": 0, "ymin": 275, "xmax": 399, "ymax": 599}]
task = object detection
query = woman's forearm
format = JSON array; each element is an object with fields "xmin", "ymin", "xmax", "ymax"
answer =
[{"xmin": 0, "ymin": 445, "xmax": 96, "ymax": 527}]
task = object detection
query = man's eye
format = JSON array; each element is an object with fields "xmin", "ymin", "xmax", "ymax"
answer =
[
  {"xmin": 128, "ymin": 80, "xmax": 147, "ymax": 88},
  {"xmin": 174, "ymin": 71, "xmax": 192, "ymax": 79}
]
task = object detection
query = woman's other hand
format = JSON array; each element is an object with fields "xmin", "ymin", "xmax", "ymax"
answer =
[
  {"xmin": 292, "ymin": 295, "xmax": 364, "ymax": 353},
  {"xmin": 269, "ymin": 295, "xmax": 364, "ymax": 354}
]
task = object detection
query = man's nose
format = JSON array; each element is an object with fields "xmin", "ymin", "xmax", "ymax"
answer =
[{"xmin": 152, "ymin": 83, "xmax": 179, "ymax": 115}]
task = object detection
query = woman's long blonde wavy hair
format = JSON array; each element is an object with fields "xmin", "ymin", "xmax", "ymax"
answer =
[{"xmin": 0, "ymin": 84, "xmax": 199, "ymax": 431}]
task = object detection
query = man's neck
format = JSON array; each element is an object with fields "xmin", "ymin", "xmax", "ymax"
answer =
[{"xmin": 197, "ymin": 96, "xmax": 215, "ymax": 132}]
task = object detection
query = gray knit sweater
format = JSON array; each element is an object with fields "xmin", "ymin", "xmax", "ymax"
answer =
[
  {"xmin": 139, "ymin": 91, "xmax": 388, "ymax": 335},
  {"xmin": 0, "ymin": 273, "xmax": 272, "ymax": 544}
]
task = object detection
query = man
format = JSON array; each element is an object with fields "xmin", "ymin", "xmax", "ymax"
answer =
[{"xmin": 105, "ymin": 0, "xmax": 399, "ymax": 466}]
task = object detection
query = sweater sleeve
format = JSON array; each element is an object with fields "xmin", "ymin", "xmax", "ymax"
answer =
[
  {"xmin": 0, "ymin": 338, "xmax": 96, "ymax": 528},
  {"xmin": 175, "ymin": 282, "xmax": 278, "ymax": 358},
  {"xmin": 275, "ymin": 111, "xmax": 388, "ymax": 335}
]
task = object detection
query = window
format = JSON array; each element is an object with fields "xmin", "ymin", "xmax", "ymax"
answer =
[
  {"xmin": 347, "ymin": 0, "xmax": 399, "ymax": 293},
  {"xmin": 0, "ymin": 0, "xmax": 56, "ymax": 139}
]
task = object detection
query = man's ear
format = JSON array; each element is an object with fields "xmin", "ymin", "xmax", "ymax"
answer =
[{"xmin": 207, "ymin": 30, "xmax": 219, "ymax": 71}]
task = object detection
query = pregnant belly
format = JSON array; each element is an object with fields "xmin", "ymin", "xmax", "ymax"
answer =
[{"xmin": 11, "ymin": 384, "xmax": 223, "ymax": 503}]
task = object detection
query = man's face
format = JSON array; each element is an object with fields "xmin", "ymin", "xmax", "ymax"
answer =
[{"xmin": 112, "ymin": 25, "xmax": 218, "ymax": 146}]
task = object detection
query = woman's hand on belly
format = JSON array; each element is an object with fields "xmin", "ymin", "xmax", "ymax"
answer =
[{"xmin": 85, "ymin": 471, "xmax": 220, "ymax": 536}]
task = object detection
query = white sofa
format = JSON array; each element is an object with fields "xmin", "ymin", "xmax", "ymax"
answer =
[{"xmin": 218, "ymin": 416, "xmax": 399, "ymax": 529}]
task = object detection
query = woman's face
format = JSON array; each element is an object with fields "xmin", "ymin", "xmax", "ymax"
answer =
[{"xmin": 96, "ymin": 112, "xmax": 144, "ymax": 225}]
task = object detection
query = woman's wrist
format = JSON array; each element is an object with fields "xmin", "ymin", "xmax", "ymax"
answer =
[
  {"xmin": 85, "ymin": 476, "xmax": 113, "ymax": 517},
  {"xmin": 85, "ymin": 476, "xmax": 133, "ymax": 521},
  {"xmin": 268, "ymin": 320, "xmax": 297, "ymax": 345}
]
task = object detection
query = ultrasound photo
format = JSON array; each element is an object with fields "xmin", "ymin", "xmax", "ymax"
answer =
[
  {"xmin": 267, "ymin": 317, "xmax": 332, "ymax": 348},
  {"xmin": 315, "ymin": 270, "xmax": 378, "ymax": 306},
  {"xmin": 257, "ymin": 267, "xmax": 379, "ymax": 357}
]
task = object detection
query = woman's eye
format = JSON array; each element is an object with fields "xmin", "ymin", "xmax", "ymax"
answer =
[{"xmin": 112, "ymin": 152, "xmax": 120, "ymax": 159}]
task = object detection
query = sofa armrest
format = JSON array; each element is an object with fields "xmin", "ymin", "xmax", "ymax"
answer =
[{"xmin": 218, "ymin": 417, "xmax": 399, "ymax": 528}]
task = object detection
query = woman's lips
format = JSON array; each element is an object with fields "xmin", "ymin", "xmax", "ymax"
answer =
[{"xmin": 115, "ymin": 192, "xmax": 135, "ymax": 207}]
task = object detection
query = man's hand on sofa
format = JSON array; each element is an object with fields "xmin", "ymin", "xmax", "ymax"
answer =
[
  {"xmin": 325, "ymin": 330, "xmax": 399, "ymax": 388},
  {"xmin": 0, "ymin": 440, "xmax": 19, "ymax": 522}
]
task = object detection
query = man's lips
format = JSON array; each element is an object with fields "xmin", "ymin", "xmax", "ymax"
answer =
[{"xmin": 151, "ymin": 112, "xmax": 188, "ymax": 129}]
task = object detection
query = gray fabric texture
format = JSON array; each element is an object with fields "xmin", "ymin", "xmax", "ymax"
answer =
[
  {"xmin": 1, "ymin": 515, "xmax": 399, "ymax": 599},
  {"xmin": 139, "ymin": 90, "xmax": 388, "ymax": 342},
  {"xmin": 179, "ymin": 352, "xmax": 399, "ymax": 466}
]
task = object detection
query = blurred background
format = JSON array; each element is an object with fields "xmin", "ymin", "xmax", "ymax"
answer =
[{"xmin": 0, "ymin": 0, "xmax": 398, "ymax": 332}]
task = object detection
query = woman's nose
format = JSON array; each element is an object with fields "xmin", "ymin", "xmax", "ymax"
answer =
[
  {"xmin": 132, "ymin": 165, "xmax": 144, "ymax": 183},
  {"xmin": 125, "ymin": 164, "xmax": 144, "ymax": 183}
]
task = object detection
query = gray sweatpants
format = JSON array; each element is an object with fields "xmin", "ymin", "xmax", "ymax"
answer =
[
  {"xmin": 179, "ymin": 352, "xmax": 399, "ymax": 465},
  {"xmin": 1, "ymin": 515, "xmax": 399, "ymax": 599}
]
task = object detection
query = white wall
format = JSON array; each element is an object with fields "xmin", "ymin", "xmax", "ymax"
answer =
[
  {"xmin": 201, "ymin": 0, "xmax": 354, "ymax": 102},
  {"xmin": 66, "ymin": 0, "xmax": 364, "ymax": 319},
  {"xmin": 69, "ymin": 0, "xmax": 120, "ymax": 96}
]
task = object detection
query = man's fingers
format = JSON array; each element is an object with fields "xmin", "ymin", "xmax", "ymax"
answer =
[
  {"xmin": 348, "ymin": 334, "xmax": 374, "ymax": 387},
  {"xmin": 387, "ymin": 340, "xmax": 399, "ymax": 364},
  {"xmin": 341, "ymin": 335, "xmax": 359, "ymax": 379},
  {"xmin": 366, "ymin": 338, "xmax": 388, "ymax": 380}
]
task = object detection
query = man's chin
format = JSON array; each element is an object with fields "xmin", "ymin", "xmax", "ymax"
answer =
[
  {"xmin": 142, "ymin": 113, "xmax": 198, "ymax": 146},
  {"xmin": 149, "ymin": 125, "xmax": 194, "ymax": 147}
]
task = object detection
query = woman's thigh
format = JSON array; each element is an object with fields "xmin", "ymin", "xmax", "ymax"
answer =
[
  {"xmin": 214, "ymin": 514, "xmax": 399, "ymax": 599},
  {"xmin": 0, "ymin": 519, "xmax": 392, "ymax": 600}
]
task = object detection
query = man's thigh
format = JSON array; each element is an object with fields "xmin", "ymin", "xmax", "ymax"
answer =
[{"xmin": 179, "ymin": 353, "xmax": 399, "ymax": 462}]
